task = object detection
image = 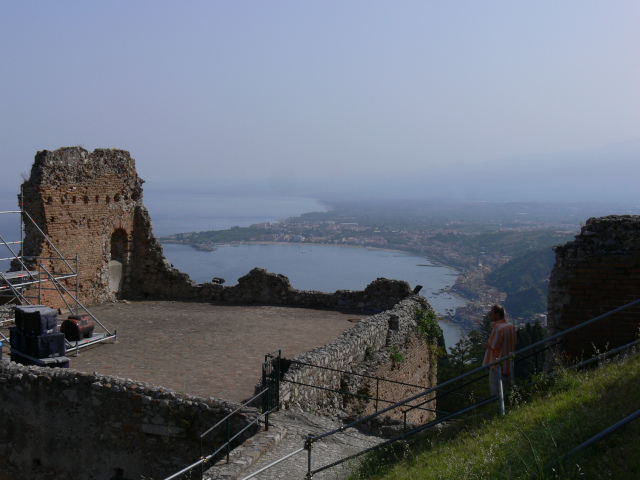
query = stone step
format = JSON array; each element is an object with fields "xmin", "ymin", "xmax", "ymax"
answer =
[
  {"xmin": 204, "ymin": 419, "xmax": 287, "ymax": 480},
  {"xmin": 204, "ymin": 410, "xmax": 385, "ymax": 480}
]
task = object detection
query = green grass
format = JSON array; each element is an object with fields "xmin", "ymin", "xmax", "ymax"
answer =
[{"xmin": 349, "ymin": 350, "xmax": 640, "ymax": 480}]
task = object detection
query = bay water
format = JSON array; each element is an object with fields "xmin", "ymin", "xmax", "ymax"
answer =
[
  {"xmin": 0, "ymin": 189, "xmax": 465, "ymax": 349},
  {"xmin": 146, "ymin": 190, "xmax": 465, "ymax": 349}
]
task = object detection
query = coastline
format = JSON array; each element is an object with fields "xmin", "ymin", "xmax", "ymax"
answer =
[
  {"xmin": 161, "ymin": 238, "xmax": 461, "ymax": 273},
  {"xmin": 160, "ymin": 238, "xmax": 473, "ymax": 335},
  {"xmin": 438, "ymin": 319, "xmax": 464, "ymax": 350}
]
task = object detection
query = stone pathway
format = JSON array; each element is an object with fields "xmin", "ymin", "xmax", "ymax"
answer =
[
  {"xmin": 205, "ymin": 410, "xmax": 384, "ymax": 480},
  {"xmin": 62, "ymin": 301, "xmax": 365, "ymax": 402}
]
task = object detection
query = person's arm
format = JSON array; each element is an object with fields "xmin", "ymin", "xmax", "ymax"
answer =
[
  {"xmin": 483, "ymin": 327, "xmax": 498, "ymax": 350},
  {"xmin": 488, "ymin": 327, "xmax": 503, "ymax": 351}
]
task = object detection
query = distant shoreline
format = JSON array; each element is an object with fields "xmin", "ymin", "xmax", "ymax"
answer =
[
  {"xmin": 160, "ymin": 238, "xmax": 470, "ymax": 311},
  {"xmin": 161, "ymin": 238, "xmax": 460, "ymax": 272}
]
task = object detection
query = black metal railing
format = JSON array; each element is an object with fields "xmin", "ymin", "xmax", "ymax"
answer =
[
  {"xmin": 239, "ymin": 298, "xmax": 640, "ymax": 480},
  {"xmin": 284, "ymin": 358, "xmax": 437, "ymax": 417},
  {"xmin": 163, "ymin": 352, "xmax": 282, "ymax": 480}
]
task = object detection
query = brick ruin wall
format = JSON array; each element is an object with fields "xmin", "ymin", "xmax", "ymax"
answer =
[
  {"xmin": 547, "ymin": 215, "xmax": 640, "ymax": 361},
  {"xmin": 20, "ymin": 147, "xmax": 147, "ymax": 307},
  {"xmin": 0, "ymin": 362, "xmax": 259, "ymax": 480},
  {"xmin": 279, "ymin": 295, "xmax": 438, "ymax": 431},
  {"xmin": 18, "ymin": 147, "xmax": 414, "ymax": 313}
]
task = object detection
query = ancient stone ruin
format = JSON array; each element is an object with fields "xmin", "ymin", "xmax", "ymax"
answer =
[
  {"xmin": 1, "ymin": 147, "xmax": 437, "ymax": 478},
  {"xmin": 547, "ymin": 215, "xmax": 640, "ymax": 360},
  {"xmin": 20, "ymin": 147, "xmax": 159, "ymax": 306},
  {"xmin": 18, "ymin": 147, "xmax": 416, "ymax": 313}
]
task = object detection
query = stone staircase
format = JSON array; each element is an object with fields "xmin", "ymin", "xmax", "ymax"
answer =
[{"xmin": 204, "ymin": 410, "xmax": 384, "ymax": 480}]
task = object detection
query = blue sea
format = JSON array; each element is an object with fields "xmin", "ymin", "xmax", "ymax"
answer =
[{"xmin": 0, "ymin": 189, "xmax": 465, "ymax": 349}]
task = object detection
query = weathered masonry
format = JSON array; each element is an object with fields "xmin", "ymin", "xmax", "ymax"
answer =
[
  {"xmin": 19, "ymin": 147, "xmax": 416, "ymax": 312},
  {"xmin": 0, "ymin": 362, "xmax": 259, "ymax": 480},
  {"xmin": 6, "ymin": 147, "xmax": 441, "ymax": 478},
  {"xmin": 20, "ymin": 147, "xmax": 149, "ymax": 306},
  {"xmin": 546, "ymin": 215, "xmax": 640, "ymax": 360},
  {"xmin": 280, "ymin": 296, "xmax": 438, "ymax": 429}
]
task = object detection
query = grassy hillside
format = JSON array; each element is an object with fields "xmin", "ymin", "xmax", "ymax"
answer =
[{"xmin": 350, "ymin": 350, "xmax": 640, "ymax": 479}]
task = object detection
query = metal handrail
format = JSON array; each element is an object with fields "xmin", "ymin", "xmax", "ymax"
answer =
[
  {"xmin": 321, "ymin": 297, "xmax": 640, "ymax": 444},
  {"xmin": 402, "ymin": 339, "xmax": 561, "ymax": 419},
  {"xmin": 290, "ymin": 358, "xmax": 432, "ymax": 390},
  {"xmin": 164, "ymin": 352, "xmax": 282, "ymax": 480},
  {"xmin": 283, "ymin": 377, "xmax": 437, "ymax": 415},
  {"xmin": 313, "ymin": 396, "xmax": 499, "ymax": 477},
  {"xmin": 239, "ymin": 447, "xmax": 305, "ymax": 480},
  {"xmin": 284, "ymin": 357, "xmax": 436, "ymax": 416},
  {"xmin": 554, "ymin": 408, "xmax": 640, "ymax": 466},
  {"xmin": 162, "ymin": 388, "xmax": 272, "ymax": 480},
  {"xmin": 567, "ymin": 338, "xmax": 640, "ymax": 371},
  {"xmin": 200, "ymin": 389, "xmax": 268, "ymax": 440},
  {"xmin": 243, "ymin": 297, "xmax": 640, "ymax": 479}
]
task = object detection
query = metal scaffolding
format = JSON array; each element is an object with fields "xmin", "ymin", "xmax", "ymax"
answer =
[{"xmin": 0, "ymin": 198, "xmax": 117, "ymax": 358}]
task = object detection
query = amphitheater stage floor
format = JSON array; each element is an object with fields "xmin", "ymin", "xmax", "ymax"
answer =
[{"xmin": 61, "ymin": 301, "xmax": 365, "ymax": 403}]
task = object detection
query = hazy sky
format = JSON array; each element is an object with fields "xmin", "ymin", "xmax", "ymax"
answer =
[{"xmin": 1, "ymin": 1, "xmax": 639, "ymax": 196}]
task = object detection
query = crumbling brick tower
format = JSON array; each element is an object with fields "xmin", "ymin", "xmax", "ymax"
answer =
[
  {"xmin": 546, "ymin": 215, "xmax": 640, "ymax": 363},
  {"xmin": 19, "ymin": 147, "xmax": 174, "ymax": 307}
]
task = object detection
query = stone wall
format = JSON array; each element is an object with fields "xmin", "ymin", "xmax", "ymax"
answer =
[
  {"xmin": 18, "ymin": 148, "xmax": 415, "ymax": 314},
  {"xmin": 20, "ymin": 147, "xmax": 148, "ymax": 307},
  {"xmin": 146, "ymin": 267, "xmax": 414, "ymax": 312},
  {"xmin": 360, "ymin": 334, "xmax": 436, "ymax": 425},
  {"xmin": 0, "ymin": 361, "xmax": 259, "ymax": 480},
  {"xmin": 547, "ymin": 215, "xmax": 640, "ymax": 361},
  {"xmin": 278, "ymin": 295, "xmax": 437, "ymax": 425},
  {"xmin": 12, "ymin": 147, "xmax": 432, "ymax": 475}
]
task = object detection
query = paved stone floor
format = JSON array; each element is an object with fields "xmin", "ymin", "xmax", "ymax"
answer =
[
  {"xmin": 206, "ymin": 410, "xmax": 385, "ymax": 480},
  {"xmin": 63, "ymin": 300, "xmax": 365, "ymax": 402}
]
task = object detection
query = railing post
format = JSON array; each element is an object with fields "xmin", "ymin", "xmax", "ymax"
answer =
[
  {"xmin": 262, "ymin": 359, "xmax": 268, "ymax": 423},
  {"xmin": 305, "ymin": 434, "xmax": 313, "ymax": 479},
  {"xmin": 265, "ymin": 407, "xmax": 270, "ymax": 432},
  {"xmin": 275, "ymin": 353, "xmax": 281, "ymax": 408},
  {"xmin": 38, "ymin": 261, "xmax": 42, "ymax": 304},
  {"xmin": 375, "ymin": 377, "xmax": 379, "ymax": 412},
  {"xmin": 226, "ymin": 418, "xmax": 231, "ymax": 463},
  {"xmin": 497, "ymin": 364, "xmax": 505, "ymax": 416}
]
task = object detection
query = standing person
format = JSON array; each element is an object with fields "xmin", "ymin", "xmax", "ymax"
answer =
[{"xmin": 482, "ymin": 304, "xmax": 517, "ymax": 396}]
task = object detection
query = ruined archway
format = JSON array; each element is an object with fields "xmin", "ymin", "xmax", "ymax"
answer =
[{"xmin": 109, "ymin": 228, "xmax": 128, "ymax": 298}]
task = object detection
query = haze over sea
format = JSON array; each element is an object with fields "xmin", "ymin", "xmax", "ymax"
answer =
[{"xmin": 145, "ymin": 190, "xmax": 465, "ymax": 349}]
